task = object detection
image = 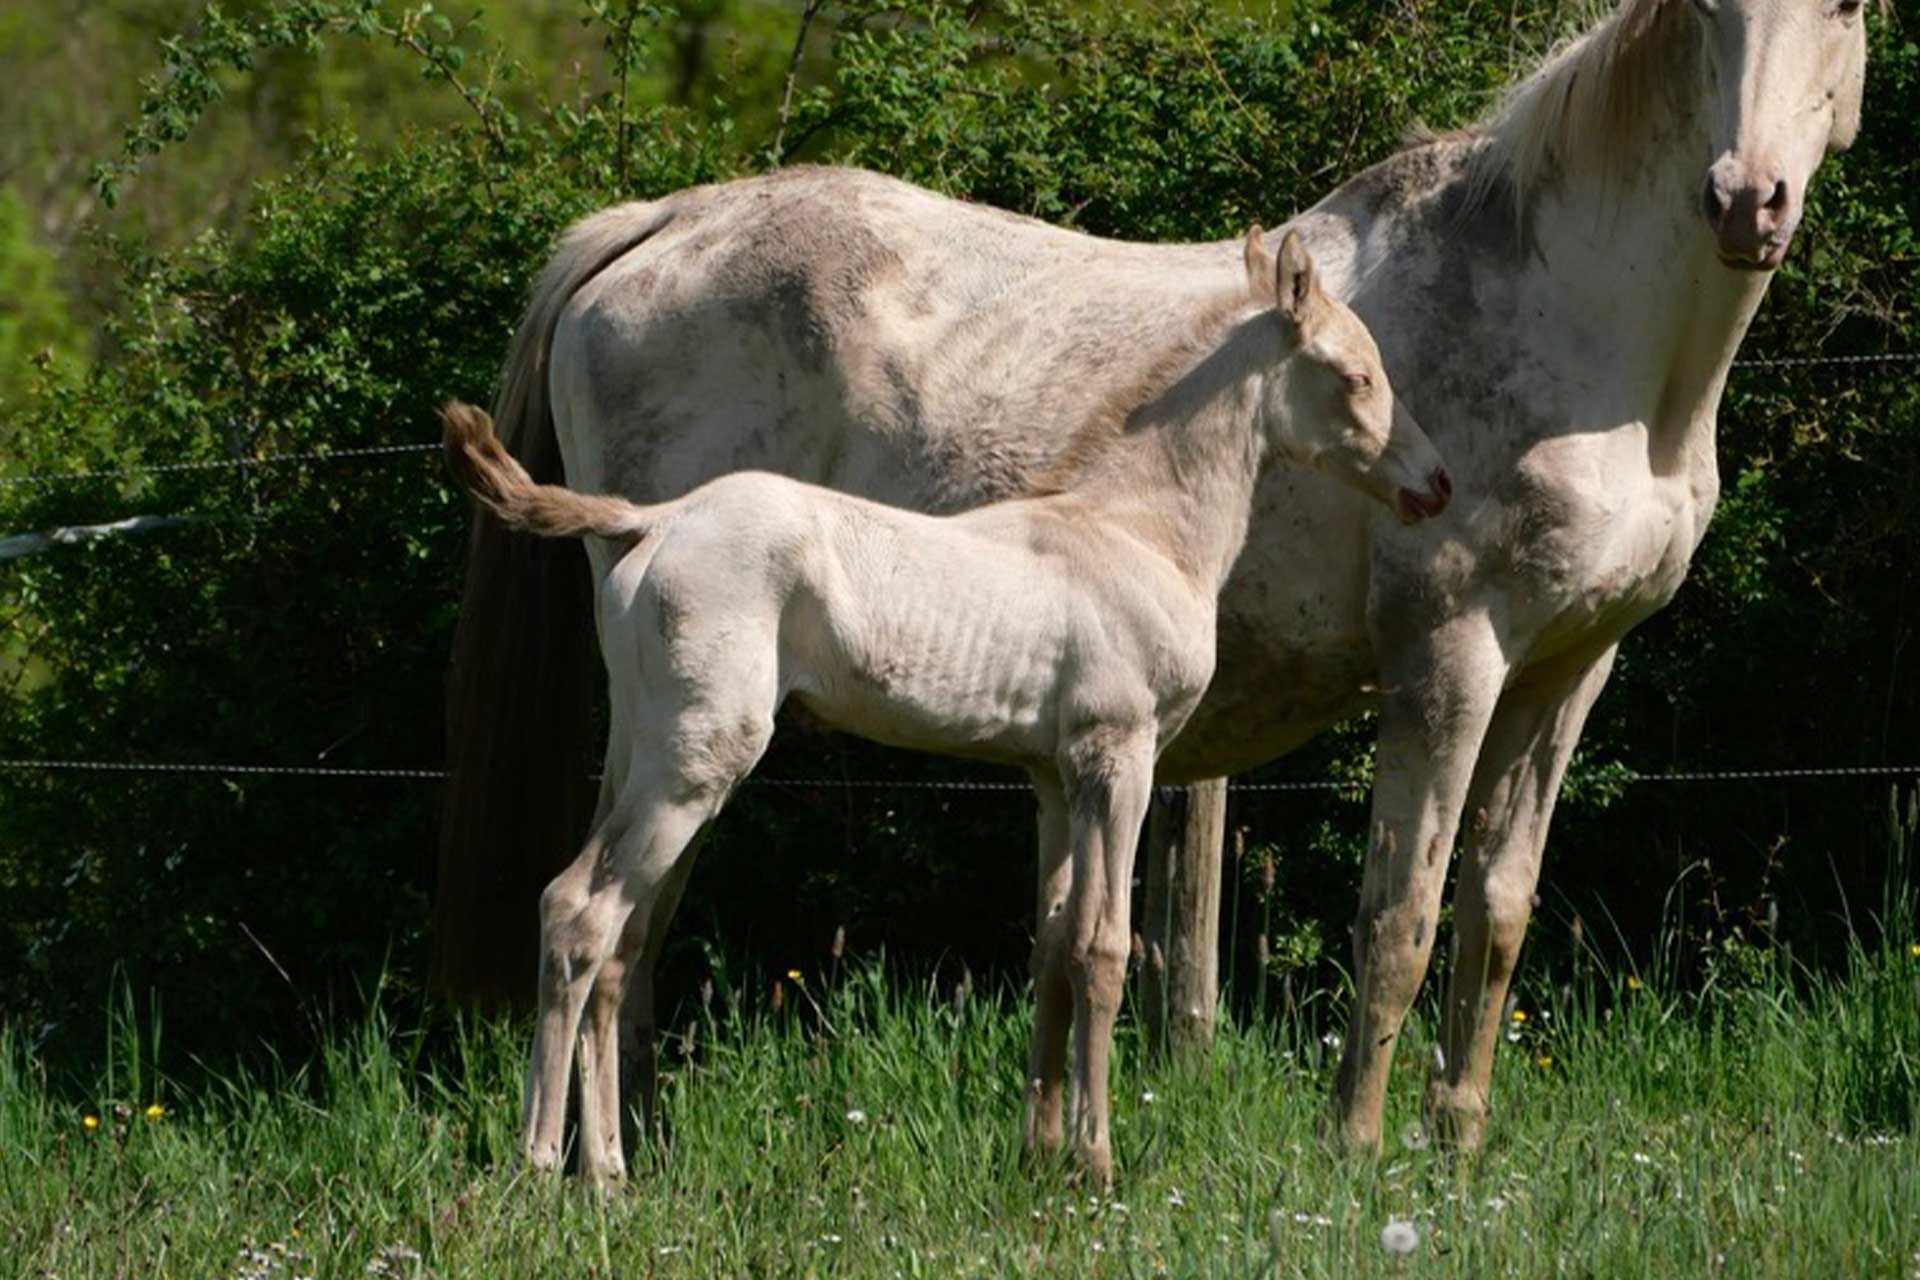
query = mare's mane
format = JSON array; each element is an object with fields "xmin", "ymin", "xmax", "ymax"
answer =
[{"xmin": 1456, "ymin": 0, "xmax": 1689, "ymax": 215}]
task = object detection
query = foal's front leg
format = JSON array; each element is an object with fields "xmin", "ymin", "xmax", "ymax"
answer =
[
  {"xmin": 1332, "ymin": 615, "xmax": 1505, "ymax": 1151},
  {"xmin": 1063, "ymin": 734, "xmax": 1155, "ymax": 1187}
]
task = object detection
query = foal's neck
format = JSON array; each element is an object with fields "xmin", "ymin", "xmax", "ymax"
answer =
[{"xmin": 1075, "ymin": 313, "xmax": 1275, "ymax": 598}]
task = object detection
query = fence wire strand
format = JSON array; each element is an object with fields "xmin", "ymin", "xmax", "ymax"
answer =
[{"xmin": 0, "ymin": 757, "xmax": 1915, "ymax": 793}]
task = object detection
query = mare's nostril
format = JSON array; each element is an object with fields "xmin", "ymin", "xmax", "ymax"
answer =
[
  {"xmin": 1702, "ymin": 178, "xmax": 1728, "ymax": 225},
  {"xmin": 1432, "ymin": 468, "xmax": 1453, "ymax": 501},
  {"xmin": 1764, "ymin": 178, "xmax": 1789, "ymax": 213}
]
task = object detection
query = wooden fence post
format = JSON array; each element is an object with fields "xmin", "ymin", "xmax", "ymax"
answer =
[{"xmin": 1140, "ymin": 777, "xmax": 1227, "ymax": 1061}]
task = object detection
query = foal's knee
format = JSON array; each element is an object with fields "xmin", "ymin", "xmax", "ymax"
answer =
[{"xmin": 536, "ymin": 877, "xmax": 612, "ymax": 992}]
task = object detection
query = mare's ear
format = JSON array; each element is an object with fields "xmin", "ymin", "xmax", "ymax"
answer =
[
  {"xmin": 1243, "ymin": 224, "xmax": 1277, "ymax": 303},
  {"xmin": 1276, "ymin": 229, "xmax": 1319, "ymax": 324}
]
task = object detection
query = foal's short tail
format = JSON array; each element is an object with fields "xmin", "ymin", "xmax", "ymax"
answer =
[{"xmin": 441, "ymin": 400, "xmax": 655, "ymax": 546}]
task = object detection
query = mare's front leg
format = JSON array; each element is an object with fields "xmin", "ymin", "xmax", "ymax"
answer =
[
  {"xmin": 1332, "ymin": 614, "xmax": 1505, "ymax": 1151},
  {"xmin": 1063, "ymin": 731, "xmax": 1156, "ymax": 1187},
  {"xmin": 1427, "ymin": 644, "xmax": 1617, "ymax": 1149},
  {"xmin": 1024, "ymin": 768, "xmax": 1074, "ymax": 1159}
]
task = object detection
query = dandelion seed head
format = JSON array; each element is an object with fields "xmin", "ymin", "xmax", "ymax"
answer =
[{"xmin": 1380, "ymin": 1216, "xmax": 1419, "ymax": 1255}]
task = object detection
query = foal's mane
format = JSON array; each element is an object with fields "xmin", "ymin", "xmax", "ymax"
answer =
[
  {"xmin": 1457, "ymin": 0, "xmax": 1688, "ymax": 215},
  {"xmin": 1032, "ymin": 283, "xmax": 1263, "ymax": 494}
]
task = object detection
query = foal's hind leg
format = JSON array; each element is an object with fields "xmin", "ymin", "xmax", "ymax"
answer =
[
  {"xmin": 577, "ymin": 836, "xmax": 702, "ymax": 1178},
  {"xmin": 572, "ymin": 798, "xmax": 716, "ymax": 1184},
  {"xmin": 1062, "ymin": 731, "xmax": 1155, "ymax": 1187},
  {"xmin": 522, "ymin": 813, "xmax": 642, "ymax": 1172},
  {"xmin": 1024, "ymin": 768, "xmax": 1074, "ymax": 1159},
  {"xmin": 526, "ymin": 774, "xmax": 729, "ymax": 1179}
]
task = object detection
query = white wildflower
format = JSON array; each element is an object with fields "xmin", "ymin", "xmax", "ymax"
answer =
[{"xmin": 845, "ymin": 1108, "xmax": 868, "ymax": 1125}]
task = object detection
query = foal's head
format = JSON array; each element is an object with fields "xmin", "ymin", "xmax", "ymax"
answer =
[{"xmin": 1246, "ymin": 228, "xmax": 1451, "ymax": 524}]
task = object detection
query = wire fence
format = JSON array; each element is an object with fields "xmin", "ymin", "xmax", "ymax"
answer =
[{"xmin": 1, "ymin": 346, "xmax": 1916, "ymax": 801}]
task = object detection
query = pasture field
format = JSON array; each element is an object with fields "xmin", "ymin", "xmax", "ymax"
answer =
[{"xmin": 5, "ymin": 942, "xmax": 1918, "ymax": 1280}]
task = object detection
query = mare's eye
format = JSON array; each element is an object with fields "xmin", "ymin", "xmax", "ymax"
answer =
[
  {"xmin": 1344, "ymin": 372, "xmax": 1372, "ymax": 394},
  {"xmin": 1690, "ymin": 0, "xmax": 1718, "ymax": 15},
  {"xmin": 1834, "ymin": 0, "xmax": 1862, "ymax": 16}
]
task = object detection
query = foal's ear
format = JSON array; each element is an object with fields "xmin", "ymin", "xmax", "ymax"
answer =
[
  {"xmin": 1276, "ymin": 230, "xmax": 1318, "ymax": 323},
  {"xmin": 1244, "ymin": 224, "xmax": 1278, "ymax": 303}
]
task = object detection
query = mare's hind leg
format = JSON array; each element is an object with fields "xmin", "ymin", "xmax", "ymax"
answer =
[
  {"xmin": 1062, "ymin": 730, "xmax": 1155, "ymax": 1187},
  {"xmin": 1024, "ymin": 768, "xmax": 1074, "ymax": 1159}
]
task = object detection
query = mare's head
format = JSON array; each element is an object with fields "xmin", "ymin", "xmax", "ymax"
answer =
[
  {"xmin": 1246, "ymin": 227, "xmax": 1451, "ymax": 524},
  {"xmin": 1690, "ymin": 0, "xmax": 1871, "ymax": 270}
]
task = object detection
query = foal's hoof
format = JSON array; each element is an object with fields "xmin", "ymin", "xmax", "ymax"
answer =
[
  {"xmin": 1072, "ymin": 1144, "xmax": 1115, "ymax": 1193},
  {"xmin": 583, "ymin": 1162, "xmax": 629, "ymax": 1193}
]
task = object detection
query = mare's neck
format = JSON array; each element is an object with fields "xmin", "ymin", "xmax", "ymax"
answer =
[
  {"xmin": 1075, "ymin": 315, "xmax": 1275, "ymax": 598},
  {"xmin": 1526, "ymin": 12, "xmax": 1770, "ymax": 472}
]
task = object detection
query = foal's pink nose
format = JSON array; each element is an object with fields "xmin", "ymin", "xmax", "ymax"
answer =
[
  {"xmin": 1703, "ymin": 158, "xmax": 1795, "ymax": 268},
  {"xmin": 1396, "ymin": 467, "xmax": 1452, "ymax": 523}
]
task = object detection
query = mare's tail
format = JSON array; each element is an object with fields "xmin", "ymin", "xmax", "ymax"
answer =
[{"xmin": 441, "ymin": 400, "xmax": 656, "ymax": 546}]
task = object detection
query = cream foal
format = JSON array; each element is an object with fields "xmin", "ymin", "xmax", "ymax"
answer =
[{"xmin": 444, "ymin": 231, "xmax": 1451, "ymax": 1186}]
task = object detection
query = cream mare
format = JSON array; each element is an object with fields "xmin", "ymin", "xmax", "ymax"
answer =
[
  {"xmin": 446, "ymin": 233, "xmax": 1450, "ymax": 1183},
  {"xmin": 439, "ymin": 0, "xmax": 1875, "ymax": 1156}
]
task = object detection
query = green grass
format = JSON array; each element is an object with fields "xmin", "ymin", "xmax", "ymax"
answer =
[{"xmin": 4, "ymin": 944, "xmax": 1919, "ymax": 1280}]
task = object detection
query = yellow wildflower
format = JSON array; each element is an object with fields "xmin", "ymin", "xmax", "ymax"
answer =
[
  {"xmin": 145, "ymin": 1103, "xmax": 166, "ymax": 1120},
  {"xmin": 1908, "ymin": 943, "xmax": 1920, "ymax": 959},
  {"xmin": 1510, "ymin": 1009, "xmax": 1527, "ymax": 1024},
  {"xmin": 82, "ymin": 1113, "xmax": 100, "ymax": 1130},
  {"xmin": 1536, "ymin": 1054, "xmax": 1554, "ymax": 1069},
  {"xmin": 1626, "ymin": 975, "xmax": 1643, "ymax": 990},
  {"xmin": 786, "ymin": 968, "xmax": 804, "ymax": 983}
]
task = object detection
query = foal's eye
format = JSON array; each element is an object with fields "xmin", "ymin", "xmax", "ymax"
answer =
[
  {"xmin": 1343, "ymin": 372, "xmax": 1372, "ymax": 394},
  {"xmin": 1689, "ymin": 0, "xmax": 1718, "ymax": 16}
]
